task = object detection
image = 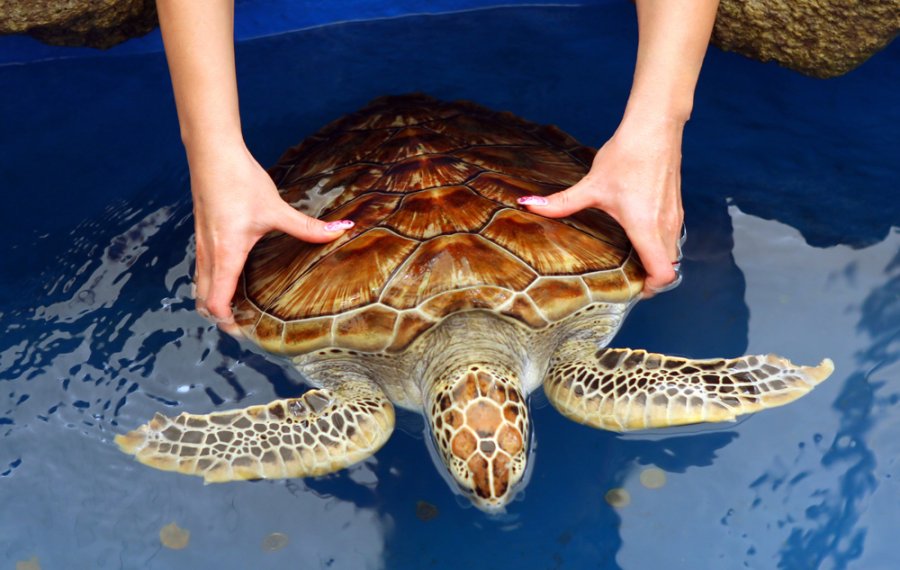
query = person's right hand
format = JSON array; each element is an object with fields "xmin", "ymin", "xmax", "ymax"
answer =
[
  {"xmin": 520, "ymin": 115, "xmax": 684, "ymax": 297},
  {"xmin": 188, "ymin": 142, "xmax": 352, "ymax": 327}
]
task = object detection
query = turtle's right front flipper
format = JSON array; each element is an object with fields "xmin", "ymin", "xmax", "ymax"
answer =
[
  {"xmin": 116, "ymin": 379, "xmax": 394, "ymax": 482},
  {"xmin": 543, "ymin": 344, "xmax": 833, "ymax": 432}
]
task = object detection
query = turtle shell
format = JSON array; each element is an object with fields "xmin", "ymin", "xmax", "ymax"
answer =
[{"xmin": 234, "ymin": 94, "xmax": 644, "ymax": 355}]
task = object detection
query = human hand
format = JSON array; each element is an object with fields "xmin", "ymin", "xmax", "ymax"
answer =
[
  {"xmin": 188, "ymin": 143, "xmax": 351, "ymax": 327},
  {"xmin": 518, "ymin": 117, "xmax": 685, "ymax": 297},
  {"xmin": 155, "ymin": 0, "xmax": 352, "ymax": 327}
]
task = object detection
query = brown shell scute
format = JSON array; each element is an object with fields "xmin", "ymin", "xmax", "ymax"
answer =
[
  {"xmin": 378, "ymin": 155, "xmax": 479, "ymax": 192},
  {"xmin": 454, "ymin": 146, "xmax": 585, "ymax": 186},
  {"xmin": 467, "ymin": 172, "xmax": 565, "ymax": 206},
  {"xmin": 366, "ymin": 126, "xmax": 462, "ymax": 163},
  {"xmin": 237, "ymin": 94, "xmax": 641, "ymax": 355},
  {"xmin": 384, "ymin": 186, "xmax": 499, "ymax": 239},
  {"xmin": 268, "ymin": 229, "xmax": 418, "ymax": 319},
  {"xmin": 280, "ymin": 163, "xmax": 387, "ymax": 219},
  {"xmin": 482, "ymin": 210, "xmax": 626, "ymax": 274},
  {"xmin": 289, "ymin": 129, "xmax": 395, "ymax": 181},
  {"xmin": 380, "ymin": 234, "xmax": 537, "ymax": 310}
]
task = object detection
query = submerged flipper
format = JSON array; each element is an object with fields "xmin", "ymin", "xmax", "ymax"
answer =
[
  {"xmin": 543, "ymin": 346, "xmax": 833, "ymax": 431},
  {"xmin": 116, "ymin": 380, "xmax": 394, "ymax": 482}
]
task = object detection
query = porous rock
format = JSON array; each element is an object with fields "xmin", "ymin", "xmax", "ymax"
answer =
[
  {"xmin": 712, "ymin": 0, "xmax": 899, "ymax": 78},
  {"xmin": 0, "ymin": 0, "xmax": 158, "ymax": 49}
]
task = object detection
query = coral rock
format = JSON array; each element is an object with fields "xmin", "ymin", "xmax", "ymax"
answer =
[
  {"xmin": 713, "ymin": 0, "xmax": 899, "ymax": 78},
  {"xmin": 0, "ymin": 0, "xmax": 158, "ymax": 49}
]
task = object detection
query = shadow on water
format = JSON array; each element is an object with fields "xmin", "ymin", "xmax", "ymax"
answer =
[{"xmin": 1, "ymin": 3, "xmax": 898, "ymax": 569}]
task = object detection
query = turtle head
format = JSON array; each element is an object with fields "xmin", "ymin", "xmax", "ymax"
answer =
[{"xmin": 426, "ymin": 363, "xmax": 530, "ymax": 512}]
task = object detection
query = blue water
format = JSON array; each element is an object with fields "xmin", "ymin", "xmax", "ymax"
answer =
[{"xmin": 1, "ymin": 4, "xmax": 898, "ymax": 569}]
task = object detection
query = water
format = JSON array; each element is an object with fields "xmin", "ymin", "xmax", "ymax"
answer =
[{"xmin": 1, "ymin": 4, "xmax": 898, "ymax": 569}]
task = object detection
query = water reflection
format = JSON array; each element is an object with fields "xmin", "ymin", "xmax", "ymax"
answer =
[
  {"xmin": 718, "ymin": 213, "xmax": 898, "ymax": 570},
  {"xmin": 777, "ymin": 236, "xmax": 899, "ymax": 569},
  {"xmin": 0, "ymin": 200, "xmax": 393, "ymax": 568}
]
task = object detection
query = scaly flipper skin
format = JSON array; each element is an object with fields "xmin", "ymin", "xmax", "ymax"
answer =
[
  {"xmin": 543, "ymin": 346, "xmax": 834, "ymax": 431},
  {"xmin": 115, "ymin": 380, "xmax": 394, "ymax": 483}
]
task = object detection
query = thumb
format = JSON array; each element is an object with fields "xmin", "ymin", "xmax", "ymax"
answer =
[
  {"xmin": 274, "ymin": 203, "xmax": 354, "ymax": 244},
  {"xmin": 517, "ymin": 179, "xmax": 594, "ymax": 218}
]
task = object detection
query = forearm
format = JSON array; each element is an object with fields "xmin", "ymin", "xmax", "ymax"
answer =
[
  {"xmin": 624, "ymin": 0, "xmax": 719, "ymax": 127},
  {"xmin": 157, "ymin": 0, "xmax": 243, "ymax": 159},
  {"xmin": 156, "ymin": 2, "xmax": 347, "ymax": 323}
]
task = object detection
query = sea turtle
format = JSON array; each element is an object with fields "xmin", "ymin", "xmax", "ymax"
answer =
[{"xmin": 116, "ymin": 94, "xmax": 833, "ymax": 511}]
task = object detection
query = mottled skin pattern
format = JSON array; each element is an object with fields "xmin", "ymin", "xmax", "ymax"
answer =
[
  {"xmin": 116, "ymin": 378, "xmax": 394, "ymax": 482},
  {"xmin": 545, "ymin": 345, "xmax": 834, "ymax": 431},
  {"xmin": 116, "ymin": 95, "xmax": 833, "ymax": 511}
]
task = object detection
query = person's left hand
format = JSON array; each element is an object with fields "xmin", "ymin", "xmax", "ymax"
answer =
[
  {"xmin": 189, "ymin": 142, "xmax": 351, "ymax": 331},
  {"xmin": 518, "ymin": 116, "xmax": 685, "ymax": 297}
]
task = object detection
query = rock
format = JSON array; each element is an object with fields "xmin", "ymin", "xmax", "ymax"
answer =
[
  {"xmin": 0, "ymin": 0, "xmax": 157, "ymax": 49},
  {"xmin": 415, "ymin": 500, "xmax": 439, "ymax": 521},
  {"xmin": 712, "ymin": 0, "xmax": 899, "ymax": 78},
  {"xmin": 158, "ymin": 521, "xmax": 190, "ymax": 550}
]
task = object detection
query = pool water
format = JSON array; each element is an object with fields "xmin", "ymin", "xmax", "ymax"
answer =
[{"xmin": 1, "ymin": 4, "xmax": 898, "ymax": 569}]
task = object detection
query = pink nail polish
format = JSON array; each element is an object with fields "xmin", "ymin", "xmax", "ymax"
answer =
[
  {"xmin": 324, "ymin": 220, "xmax": 355, "ymax": 232},
  {"xmin": 517, "ymin": 195, "xmax": 548, "ymax": 206}
]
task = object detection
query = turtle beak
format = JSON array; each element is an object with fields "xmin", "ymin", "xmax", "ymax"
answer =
[{"xmin": 426, "ymin": 365, "xmax": 530, "ymax": 512}]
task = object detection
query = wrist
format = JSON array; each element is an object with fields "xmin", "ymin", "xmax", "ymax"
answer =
[
  {"xmin": 614, "ymin": 107, "xmax": 687, "ymax": 148},
  {"xmin": 621, "ymin": 95, "xmax": 692, "ymax": 130},
  {"xmin": 178, "ymin": 99, "xmax": 244, "ymax": 150},
  {"xmin": 183, "ymin": 129, "xmax": 248, "ymax": 167}
]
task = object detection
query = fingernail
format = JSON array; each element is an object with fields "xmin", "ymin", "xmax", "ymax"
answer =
[
  {"xmin": 517, "ymin": 195, "xmax": 548, "ymax": 206},
  {"xmin": 324, "ymin": 220, "xmax": 355, "ymax": 232}
]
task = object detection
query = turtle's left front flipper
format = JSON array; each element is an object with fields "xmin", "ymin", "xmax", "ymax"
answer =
[
  {"xmin": 116, "ymin": 379, "xmax": 394, "ymax": 482},
  {"xmin": 543, "ymin": 345, "xmax": 833, "ymax": 432}
]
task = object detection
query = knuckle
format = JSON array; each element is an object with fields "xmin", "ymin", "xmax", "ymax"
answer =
[
  {"xmin": 301, "ymin": 214, "xmax": 320, "ymax": 235},
  {"xmin": 205, "ymin": 298, "xmax": 232, "ymax": 320},
  {"xmin": 660, "ymin": 266, "xmax": 677, "ymax": 283},
  {"xmin": 643, "ymin": 260, "xmax": 676, "ymax": 286},
  {"xmin": 293, "ymin": 212, "xmax": 320, "ymax": 237}
]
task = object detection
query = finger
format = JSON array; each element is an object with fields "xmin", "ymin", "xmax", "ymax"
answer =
[
  {"xmin": 516, "ymin": 179, "xmax": 595, "ymax": 218},
  {"xmin": 194, "ymin": 233, "xmax": 212, "ymax": 318},
  {"xmin": 274, "ymin": 203, "xmax": 353, "ymax": 244},
  {"xmin": 206, "ymin": 245, "xmax": 249, "ymax": 325}
]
